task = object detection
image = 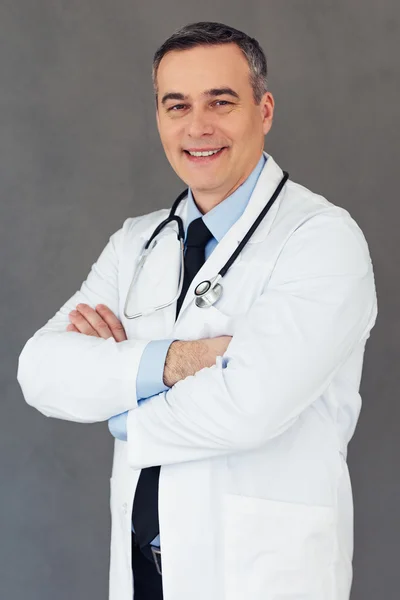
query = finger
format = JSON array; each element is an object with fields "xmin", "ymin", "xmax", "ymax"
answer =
[
  {"xmin": 68, "ymin": 310, "xmax": 99, "ymax": 337},
  {"xmin": 96, "ymin": 304, "xmax": 127, "ymax": 342},
  {"xmin": 73, "ymin": 304, "xmax": 113, "ymax": 339},
  {"xmin": 66, "ymin": 323, "xmax": 80, "ymax": 333}
]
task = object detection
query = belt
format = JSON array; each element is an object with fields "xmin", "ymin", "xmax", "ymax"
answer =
[{"xmin": 132, "ymin": 531, "xmax": 162, "ymax": 576}]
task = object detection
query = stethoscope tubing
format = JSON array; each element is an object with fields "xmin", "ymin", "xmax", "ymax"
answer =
[
  {"xmin": 124, "ymin": 170, "xmax": 289, "ymax": 318},
  {"xmin": 219, "ymin": 171, "xmax": 288, "ymax": 277},
  {"xmin": 157, "ymin": 169, "xmax": 289, "ymax": 277}
]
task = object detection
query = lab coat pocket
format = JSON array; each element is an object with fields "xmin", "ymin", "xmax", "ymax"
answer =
[{"xmin": 223, "ymin": 494, "xmax": 335, "ymax": 600}]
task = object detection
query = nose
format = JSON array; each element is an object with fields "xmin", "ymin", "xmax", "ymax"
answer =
[{"xmin": 186, "ymin": 107, "xmax": 215, "ymax": 139}]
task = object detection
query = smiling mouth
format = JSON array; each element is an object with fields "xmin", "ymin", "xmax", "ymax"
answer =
[{"xmin": 183, "ymin": 147, "xmax": 228, "ymax": 163}]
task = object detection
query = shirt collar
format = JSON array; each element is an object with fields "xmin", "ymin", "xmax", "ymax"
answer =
[{"xmin": 186, "ymin": 153, "xmax": 267, "ymax": 242}]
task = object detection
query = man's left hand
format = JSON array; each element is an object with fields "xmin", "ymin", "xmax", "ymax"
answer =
[{"xmin": 67, "ymin": 304, "xmax": 127, "ymax": 342}]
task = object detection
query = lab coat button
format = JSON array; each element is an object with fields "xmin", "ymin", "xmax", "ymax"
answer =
[{"xmin": 122, "ymin": 502, "xmax": 128, "ymax": 514}]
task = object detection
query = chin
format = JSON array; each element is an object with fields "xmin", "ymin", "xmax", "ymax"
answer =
[{"xmin": 191, "ymin": 181, "xmax": 223, "ymax": 193}]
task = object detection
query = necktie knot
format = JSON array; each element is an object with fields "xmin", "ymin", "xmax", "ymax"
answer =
[{"xmin": 185, "ymin": 217, "xmax": 213, "ymax": 249}]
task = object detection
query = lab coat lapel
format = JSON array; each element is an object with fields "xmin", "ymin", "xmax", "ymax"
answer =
[{"xmin": 175, "ymin": 153, "xmax": 285, "ymax": 322}]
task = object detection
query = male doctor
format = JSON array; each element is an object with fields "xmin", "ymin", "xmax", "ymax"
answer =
[{"xmin": 17, "ymin": 21, "xmax": 378, "ymax": 600}]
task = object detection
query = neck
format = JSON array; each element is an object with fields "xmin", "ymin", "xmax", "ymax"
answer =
[
  {"xmin": 190, "ymin": 155, "xmax": 262, "ymax": 214},
  {"xmin": 192, "ymin": 181, "xmax": 244, "ymax": 215}
]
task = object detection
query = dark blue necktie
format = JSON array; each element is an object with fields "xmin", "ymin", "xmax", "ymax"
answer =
[{"xmin": 132, "ymin": 217, "xmax": 213, "ymax": 548}]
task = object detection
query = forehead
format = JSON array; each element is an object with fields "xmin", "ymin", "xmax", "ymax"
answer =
[{"xmin": 156, "ymin": 44, "xmax": 251, "ymax": 95}]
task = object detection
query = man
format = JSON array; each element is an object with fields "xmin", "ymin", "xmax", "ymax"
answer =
[{"xmin": 17, "ymin": 21, "xmax": 377, "ymax": 600}]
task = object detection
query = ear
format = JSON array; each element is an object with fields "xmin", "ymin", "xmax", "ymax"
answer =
[{"xmin": 261, "ymin": 92, "xmax": 274, "ymax": 136}]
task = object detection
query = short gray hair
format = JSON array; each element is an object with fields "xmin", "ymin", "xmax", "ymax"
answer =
[{"xmin": 152, "ymin": 21, "xmax": 268, "ymax": 105}]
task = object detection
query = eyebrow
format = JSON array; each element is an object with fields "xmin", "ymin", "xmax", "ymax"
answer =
[{"xmin": 160, "ymin": 87, "xmax": 240, "ymax": 106}]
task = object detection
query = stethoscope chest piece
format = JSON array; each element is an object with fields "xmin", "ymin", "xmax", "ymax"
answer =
[{"xmin": 194, "ymin": 274, "xmax": 223, "ymax": 308}]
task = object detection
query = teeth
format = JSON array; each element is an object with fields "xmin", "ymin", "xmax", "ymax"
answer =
[{"xmin": 188, "ymin": 148, "xmax": 222, "ymax": 157}]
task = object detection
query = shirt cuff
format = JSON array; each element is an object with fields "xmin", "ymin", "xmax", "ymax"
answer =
[
  {"xmin": 108, "ymin": 411, "xmax": 128, "ymax": 441},
  {"xmin": 136, "ymin": 339, "xmax": 175, "ymax": 400}
]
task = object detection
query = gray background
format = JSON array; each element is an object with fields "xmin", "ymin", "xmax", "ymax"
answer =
[{"xmin": 1, "ymin": 1, "xmax": 398, "ymax": 599}]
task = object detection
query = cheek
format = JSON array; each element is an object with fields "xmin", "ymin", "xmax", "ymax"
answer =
[
  {"xmin": 163, "ymin": 127, "xmax": 184, "ymax": 154},
  {"xmin": 158, "ymin": 118, "xmax": 176, "ymax": 142},
  {"xmin": 221, "ymin": 115, "xmax": 250, "ymax": 143},
  {"xmin": 238, "ymin": 115, "xmax": 257, "ymax": 137}
]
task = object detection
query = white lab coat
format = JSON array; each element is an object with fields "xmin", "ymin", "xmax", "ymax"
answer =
[{"xmin": 17, "ymin": 153, "xmax": 378, "ymax": 600}]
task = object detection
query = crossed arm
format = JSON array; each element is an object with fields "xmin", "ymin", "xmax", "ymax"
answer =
[
  {"xmin": 17, "ymin": 212, "xmax": 377, "ymax": 468},
  {"xmin": 66, "ymin": 303, "xmax": 232, "ymax": 388},
  {"xmin": 65, "ymin": 303, "xmax": 231, "ymax": 440},
  {"xmin": 17, "ymin": 219, "xmax": 231, "ymax": 424}
]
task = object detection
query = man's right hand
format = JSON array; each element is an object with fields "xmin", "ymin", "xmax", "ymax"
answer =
[
  {"xmin": 163, "ymin": 336, "xmax": 232, "ymax": 387},
  {"xmin": 67, "ymin": 303, "xmax": 127, "ymax": 342}
]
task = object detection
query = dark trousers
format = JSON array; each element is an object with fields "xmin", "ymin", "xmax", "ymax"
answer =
[{"xmin": 131, "ymin": 534, "xmax": 163, "ymax": 600}]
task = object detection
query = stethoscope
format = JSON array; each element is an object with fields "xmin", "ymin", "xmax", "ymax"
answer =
[{"xmin": 123, "ymin": 170, "xmax": 289, "ymax": 319}]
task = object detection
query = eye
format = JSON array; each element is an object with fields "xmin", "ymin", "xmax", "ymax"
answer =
[
  {"xmin": 214, "ymin": 100, "xmax": 231, "ymax": 106},
  {"xmin": 168, "ymin": 104, "xmax": 187, "ymax": 112}
]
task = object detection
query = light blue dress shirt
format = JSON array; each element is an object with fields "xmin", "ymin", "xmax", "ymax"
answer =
[{"xmin": 108, "ymin": 152, "xmax": 266, "ymax": 547}]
